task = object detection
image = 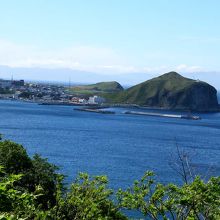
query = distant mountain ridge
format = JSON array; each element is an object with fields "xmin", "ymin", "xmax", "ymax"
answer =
[
  {"xmin": 1, "ymin": 65, "xmax": 220, "ymax": 89},
  {"xmin": 107, "ymin": 71, "xmax": 219, "ymax": 112}
]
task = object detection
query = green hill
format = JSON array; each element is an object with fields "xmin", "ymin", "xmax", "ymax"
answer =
[
  {"xmin": 107, "ymin": 72, "xmax": 219, "ymax": 111},
  {"xmin": 70, "ymin": 81, "xmax": 124, "ymax": 95}
]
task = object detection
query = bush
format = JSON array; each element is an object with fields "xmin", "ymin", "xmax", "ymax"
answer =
[
  {"xmin": 0, "ymin": 140, "xmax": 219, "ymax": 219},
  {"xmin": 0, "ymin": 141, "xmax": 32, "ymax": 174},
  {"xmin": 30, "ymin": 154, "xmax": 58, "ymax": 208},
  {"xmin": 55, "ymin": 173, "xmax": 127, "ymax": 220},
  {"xmin": 0, "ymin": 166, "xmax": 38, "ymax": 219},
  {"xmin": 0, "ymin": 140, "xmax": 58, "ymax": 209},
  {"xmin": 117, "ymin": 171, "xmax": 220, "ymax": 219}
]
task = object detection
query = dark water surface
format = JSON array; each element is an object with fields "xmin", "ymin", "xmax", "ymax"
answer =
[{"xmin": 0, "ymin": 100, "xmax": 219, "ymax": 189}]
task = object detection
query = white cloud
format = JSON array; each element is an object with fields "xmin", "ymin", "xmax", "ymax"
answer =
[
  {"xmin": 0, "ymin": 39, "xmax": 129, "ymax": 73},
  {"xmin": 0, "ymin": 38, "xmax": 210, "ymax": 75},
  {"xmin": 175, "ymin": 64, "xmax": 203, "ymax": 72}
]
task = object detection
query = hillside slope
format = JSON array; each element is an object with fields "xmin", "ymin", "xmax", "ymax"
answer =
[
  {"xmin": 70, "ymin": 81, "xmax": 124, "ymax": 95},
  {"xmin": 108, "ymin": 72, "xmax": 219, "ymax": 111}
]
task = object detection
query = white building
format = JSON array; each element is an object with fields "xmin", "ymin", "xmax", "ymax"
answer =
[
  {"xmin": 79, "ymin": 98, "xmax": 87, "ymax": 104},
  {"xmin": 88, "ymin": 96, "xmax": 105, "ymax": 104}
]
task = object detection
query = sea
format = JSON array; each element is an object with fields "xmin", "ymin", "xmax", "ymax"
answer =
[{"xmin": 0, "ymin": 99, "xmax": 220, "ymax": 190}]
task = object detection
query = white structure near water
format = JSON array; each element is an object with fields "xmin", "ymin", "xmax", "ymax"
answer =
[{"xmin": 88, "ymin": 96, "xmax": 105, "ymax": 104}]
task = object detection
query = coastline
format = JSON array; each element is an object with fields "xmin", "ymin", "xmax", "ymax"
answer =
[{"xmin": 1, "ymin": 97, "xmax": 220, "ymax": 113}]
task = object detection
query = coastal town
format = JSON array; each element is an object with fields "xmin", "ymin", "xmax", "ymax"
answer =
[
  {"xmin": 0, "ymin": 77, "xmax": 203, "ymax": 120},
  {"xmin": 0, "ymin": 78, "xmax": 106, "ymax": 105}
]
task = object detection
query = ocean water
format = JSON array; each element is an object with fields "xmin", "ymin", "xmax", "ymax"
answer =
[{"xmin": 0, "ymin": 100, "xmax": 219, "ymax": 189}]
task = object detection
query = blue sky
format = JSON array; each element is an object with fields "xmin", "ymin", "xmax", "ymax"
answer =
[{"xmin": 0, "ymin": 0, "xmax": 220, "ymax": 86}]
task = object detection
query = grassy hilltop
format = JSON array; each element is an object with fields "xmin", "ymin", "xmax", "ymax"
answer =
[{"xmin": 70, "ymin": 81, "xmax": 124, "ymax": 95}]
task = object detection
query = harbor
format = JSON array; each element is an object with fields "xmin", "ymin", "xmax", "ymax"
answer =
[{"xmin": 74, "ymin": 106, "xmax": 201, "ymax": 120}]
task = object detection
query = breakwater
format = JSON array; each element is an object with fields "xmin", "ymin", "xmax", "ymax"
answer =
[
  {"xmin": 75, "ymin": 107, "xmax": 201, "ymax": 120},
  {"xmin": 75, "ymin": 108, "xmax": 115, "ymax": 114},
  {"xmin": 124, "ymin": 111, "xmax": 201, "ymax": 120}
]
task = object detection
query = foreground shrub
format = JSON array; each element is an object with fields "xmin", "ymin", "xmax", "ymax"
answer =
[
  {"xmin": 0, "ymin": 140, "xmax": 219, "ymax": 219},
  {"xmin": 0, "ymin": 141, "xmax": 32, "ymax": 174},
  {"xmin": 0, "ymin": 140, "xmax": 58, "ymax": 209},
  {"xmin": 55, "ymin": 173, "xmax": 127, "ymax": 220},
  {"xmin": 0, "ymin": 166, "xmax": 40, "ymax": 219},
  {"xmin": 117, "ymin": 171, "xmax": 220, "ymax": 219}
]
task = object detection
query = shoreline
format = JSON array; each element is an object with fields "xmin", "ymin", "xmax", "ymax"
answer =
[{"xmin": 0, "ymin": 98, "xmax": 220, "ymax": 113}]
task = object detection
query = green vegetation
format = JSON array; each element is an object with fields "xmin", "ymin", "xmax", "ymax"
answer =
[
  {"xmin": 0, "ymin": 141, "xmax": 58, "ymax": 210},
  {"xmin": 117, "ymin": 171, "xmax": 220, "ymax": 219},
  {"xmin": 106, "ymin": 72, "xmax": 219, "ymax": 111},
  {"xmin": 69, "ymin": 81, "xmax": 124, "ymax": 96},
  {"xmin": 0, "ymin": 139, "xmax": 219, "ymax": 219},
  {"xmin": 18, "ymin": 91, "xmax": 33, "ymax": 99}
]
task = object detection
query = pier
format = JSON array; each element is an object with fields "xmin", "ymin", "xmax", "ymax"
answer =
[{"xmin": 75, "ymin": 108, "xmax": 115, "ymax": 114}]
